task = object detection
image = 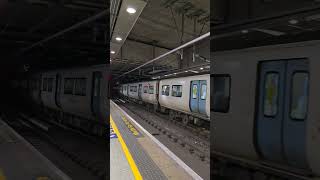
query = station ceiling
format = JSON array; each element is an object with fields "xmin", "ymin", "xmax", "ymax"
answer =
[
  {"xmin": 212, "ymin": 3, "xmax": 320, "ymax": 51},
  {"xmin": 0, "ymin": 0, "xmax": 108, "ymax": 74},
  {"xmin": 110, "ymin": 0, "xmax": 210, "ymax": 82}
]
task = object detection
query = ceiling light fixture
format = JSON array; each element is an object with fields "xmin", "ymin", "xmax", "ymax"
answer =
[
  {"xmin": 200, "ymin": 67, "xmax": 204, "ymax": 70},
  {"xmin": 289, "ymin": 19, "xmax": 299, "ymax": 24},
  {"xmin": 190, "ymin": 70, "xmax": 199, "ymax": 73},
  {"xmin": 185, "ymin": 71, "xmax": 188, "ymax": 72},
  {"xmin": 115, "ymin": 37, "xmax": 122, "ymax": 41},
  {"xmin": 126, "ymin": 7, "xmax": 136, "ymax": 14},
  {"xmin": 241, "ymin": 29, "xmax": 249, "ymax": 34},
  {"xmin": 110, "ymin": 50, "xmax": 115, "ymax": 54}
]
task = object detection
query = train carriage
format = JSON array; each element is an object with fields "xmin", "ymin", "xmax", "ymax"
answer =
[
  {"xmin": 159, "ymin": 74, "xmax": 210, "ymax": 124},
  {"xmin": 128, "ymin": 83, "xmax": 139, "ymax": 100},
  {"xmin": 33, "ymin": 64, "xmax": 109, "ymax": 136},
  {"xmin": 140, "ymin": 81, "xmax": 158, "ymax": 105},
  {"xmin": 212, "ymin": 40, "xmax": 320, "ymax": 178}
]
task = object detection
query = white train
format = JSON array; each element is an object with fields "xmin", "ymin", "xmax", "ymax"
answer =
[
  {"xmin": 212, "ymin": 40, "xmax": 320, "ymax": 179},
  {"xmin": 24, "ymin": 64, "xmax": 109, "ymax": 136},
  {"xmin": 120, "ymin": 74, "xmax": 210, "ymax": 125}
]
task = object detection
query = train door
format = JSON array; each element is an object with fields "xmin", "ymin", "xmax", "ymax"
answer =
[
  {"xmin": 55, "ymin": 74, "xmax": 62, "ymax": 108},
  {"xmin": 138, "ymin": 84, "xmax": 142, "ymax": 100},
  {"xmin": 256, "ymin": 59, "xmax": 309, "ymax": 169},
  {"xmin": 283, "ymin": 60, "xmax": 309, "ymax": 168},
  {"xmin": 190, "ymin": 81, "xmax": 199, "ymax": 113},
  {"xmin": 199, "ymin": 80, "xmax": 207, "ymax": 114},
  {"xmin": 91, "ymin": 71, "xmax": 102, "ymax": 115},
  {"xmin": 190, "ymin": 80, "xmax": 208, "ymax": 115}
]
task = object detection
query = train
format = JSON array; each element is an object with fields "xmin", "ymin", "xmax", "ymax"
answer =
[
  {"xmin": 119, "ymin": 74, "xmax": 210, "ymax": 126},
  {"xmin": 18, "ymin": 64, "xmax": 110, "ymax": 136},
  {"xmin": 212, "ymin": 40, "xmax": 320, "ymax": 179}
]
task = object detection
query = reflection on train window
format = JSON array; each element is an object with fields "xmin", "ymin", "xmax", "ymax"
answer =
[
  {"xmin": 192, "ymin": 84, "xmax": 198, "ymax": 99},
  {"xmin": 43, "ymin": 78, "xmax": 47, "ymax": 91},
  {"xmin": 64, "ymin": 78, "xmax": 74, "ymax": 94},
  {"xmin": 263, "ymin": 73, "xmax": 279, "ymax": 117},
  {"xmin": 172, "ymin": 85, "xmax": 182, "ymax": 97},
  {"xmin": 290, "ymin": 72, "xmax": 309, "ymax": 120},
  {"xmin": 212, "ymin": 75, "xmax": 231, "ymax": 113},
  {"xmin": 162, "ymin": 85, "xmax": 170, "ymax": 96},
  {"xmin": 149, "ymin": 86, "xmax": 154, "ymax": 94},
  {"xmin": 48, "ymin": 78, "xmax": 53, "ymax": 92},
  {"xmin": 201, "ymin": 84, "xmax": 207, "ymax": 100},
  {"xmin": 75, "ymin": 78, "xmax": 87, "ymax": 96},
  {"xmin": 143, "ymin": 86, "xmax": 148, "ymax": 93}
]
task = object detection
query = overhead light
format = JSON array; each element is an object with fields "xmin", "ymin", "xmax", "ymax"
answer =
[
  {"xmin": 241, "ymin": 29, "xmax": 249, "ymax": 34},
  {"xmin": 174, "ymin": 73, "xmax": 177, "ymax": 75},
  {"xmin": 289, "ymin": 19, "xmax": 299, "ymax": 24},
  {"xmin": 110, "ymin": 50, "xmax": 115, "ymax": 54},
  {"xmin": 164, "ymin": 75, "xmax": 168, "ymax": 77},
  {"xmin": 200, "ymin": 67, "xmax": 204, "ymax": 70},
  {"xmin": 190, "ymin": 70, "xmax": 199, "ymax": 73},
  {"xmin": 115, "ymin": 37, "xmax": 122, "ymax": 41},
  {"xmin": 185, "ymin": 71, "xmax": 188, "ymax": 72},
  {"xmin": 127, "ymin": 7, "xmax": 136, "ymax": 14}
]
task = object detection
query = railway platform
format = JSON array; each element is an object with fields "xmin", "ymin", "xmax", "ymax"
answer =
[
  {"xmin": 0, "ymin": 118, "xmax": 70, "ymax": 180},
  {"xmin": 110, "ymin": 100, "xmax": 202, "ymax": 180}
]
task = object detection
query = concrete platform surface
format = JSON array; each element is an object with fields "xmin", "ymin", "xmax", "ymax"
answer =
[
  {"xmin": 0, "ymin": 119, "xmax": 71, "ymax": 180},
  {"xmin": 110, "ymin": 100, "xmax": 203, "ymax": 180}
]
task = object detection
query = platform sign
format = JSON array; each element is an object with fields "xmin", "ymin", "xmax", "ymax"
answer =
[{"xmin": 110, "ymin": 126, "xmax": 118, "ymax": 139}]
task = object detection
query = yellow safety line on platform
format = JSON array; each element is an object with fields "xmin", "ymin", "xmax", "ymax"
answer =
[
  {"xmin": 0, "ymin": 169, "xmax": 6, "ymax": 180},
  {"xmin": 110, "ymin": 115, "xmax": 143, "ymax": 180}
]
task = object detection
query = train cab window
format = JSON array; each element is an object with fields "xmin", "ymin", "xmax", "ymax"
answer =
[
  {"xmin": 143, "ymin": 86, "xmax": 148, "ymax": 93},
  {"xmin": 201, "ymin": 84, "xmax": 207, "ymax": 100},
  {"xmin": 162, "ymin": 85, "xmax": 170, "ymax": 96},
  {"xmin": 75, "ymin": 78, "xmax": 87, "ymax": 96},
  {"xmin": 212, "ymin": 75, "xmax": 231, "ymax": 113},
  {"xmin": 263, "ymin": 73, "xmax": 279, "ymax": 117},
  {"xmin": 172, "ymin": 85, "xmax": 182, "ymax": 97},
  {"xmin": 290, "ymin": 72, "xmax": 309, "ymax": 120},
  {"xmin": 64, "ymin": 78, "xmax": 74, "ymax": 94},
  {"xmin": 149, "ymin": 86, "xmax": 154, "ymax": 94},
  {"xmin": 42, "ymin": 78, "xmax": 47, "ymax": 91},
  {"xmin": 47, "ymin": 78, "xmax": 53, "ymax": 92}
]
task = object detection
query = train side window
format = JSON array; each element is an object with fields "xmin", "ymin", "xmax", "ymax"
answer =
[
  {"xmin": 263, "ymin": 73, "xmax": 279, "ymax": 117},
  {"xmin": 212, "ymin": 75, "xmax": 231, "ymax": 113},
  {"xmin": 47, "ymin": 78, "xmax": 53, "ymax": 92},
  {"xmin": 149, "ymin": 86, "xmax": 154, "ymax": 94},
  {"xmin": 290, "ymin": 72, "xmax": 309, "ymax": 120},
  {"xmin": 42, "ymin": 78, "xmax": 47, "ymax": 91},
  {"xmin": 143, "ymin": 86, "xmax": 148, "ymax": 93},
  {"xmin": 172, "ymin": 85, "xmax": 182, "ymax": 97},
  {"xmin": 133, "ymin": 86, "xmax": 137, "ymax": 92},
  {"xmin": 201, "ymin": 84, "xmax": 207, "ymax": 100},
  {"xmin": 64, "ymin": 78, "xmax": 74, "ymax": 94},
  {"xmin": 162, "ymin": 85, "xmax": 170, "ymax": 96},
  {"xmin": 75, "ymin": 78, "xmax": 87, "ymax": 96}
]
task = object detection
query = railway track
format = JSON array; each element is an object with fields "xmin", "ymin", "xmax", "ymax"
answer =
[
  {"xmin": 1, "ymin": 112, "xmax": 107, "ymax": 180},
  {"xmin": 114, "ymin": 98, "xmax": 210, "ymax": 164}
]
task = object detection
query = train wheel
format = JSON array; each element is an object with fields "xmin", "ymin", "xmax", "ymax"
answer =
[{"xmin": 182, "ymin": 114, "xmax": 189, "ymax": 125}]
